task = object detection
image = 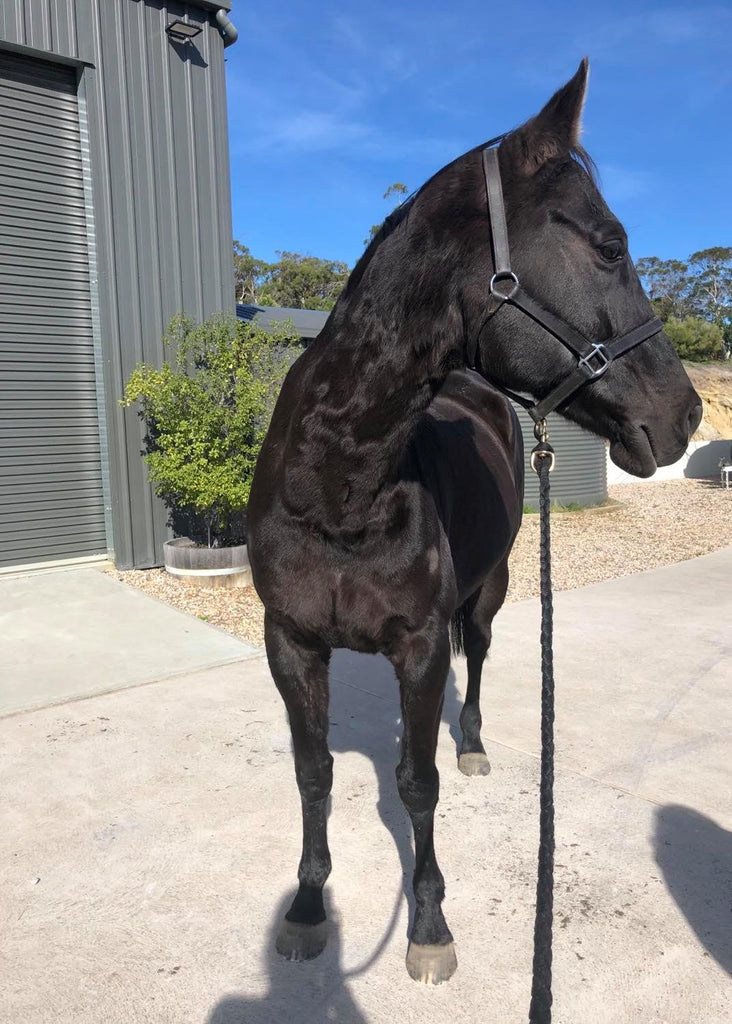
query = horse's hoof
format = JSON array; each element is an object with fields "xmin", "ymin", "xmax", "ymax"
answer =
[
  {"xmin": 405, "ymin": 941, "xmax": 457, "ymax": 985},
  {"xmin": 275, "ymin": 919, "xmax": 328, "ymax": 962},
  {"xmin": 458, "ymin": 751, "xmax": 491, "ymax": 776}
]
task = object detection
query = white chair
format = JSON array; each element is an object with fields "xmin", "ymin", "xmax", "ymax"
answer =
[{"xmin": 720, "ymin": 446, "xmax": 732, "ymax": 488}]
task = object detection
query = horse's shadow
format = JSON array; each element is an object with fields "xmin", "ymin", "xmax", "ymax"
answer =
[
  {"xmin": 207, "ymin": 652, "xmax": 468, "ymax": 1022},
  {"xmin": 654, "ymin": 804, "xmax": 732, "ymax": 975},
  {"xmin": 208, "ymin": 890, "xmax": 367, "ymax": 1024},
  {"xmin": 326, "ymin": 649, "xmax": 467, "ymax": 935}
]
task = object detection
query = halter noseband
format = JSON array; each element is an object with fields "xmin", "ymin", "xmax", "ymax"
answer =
[{"xmin": 468, "ymin": 146, "xmax": 662, "ymax": 424}]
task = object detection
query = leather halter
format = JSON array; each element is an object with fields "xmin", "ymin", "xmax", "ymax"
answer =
[{"xmin": 468, "ymin": 146, "xmax": 663, "ymax": 424}]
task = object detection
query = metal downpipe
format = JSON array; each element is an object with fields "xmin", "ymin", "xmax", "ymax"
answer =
[{"xmin": 216, "ymin": 9, "xmax": 239, "ymax": 48}]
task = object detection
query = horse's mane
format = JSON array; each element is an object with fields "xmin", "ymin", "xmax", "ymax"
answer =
[{"xmin": 343, "ymin": 133, "xmax": 598, "ymax": 298}]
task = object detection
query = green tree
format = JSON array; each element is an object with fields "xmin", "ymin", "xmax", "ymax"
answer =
[
  {"xmin": 122, "ymin": 314, "xmax": 299, "ymax": 546},
  {"xmin": 687, "ymin": 247, "xmax": 732, "ymax": 327},
  {"xmin": 364, "ymin": 182, "xmax": 409, "ymax": 246},
  {"xmin": 635, "ymin": 256, "xmax": 691, "ymax": 322},
  {"xmin": 233, "ymin": 240, "xmax": 270, "ymax": 304},
  {"xmin": 257, "ymin": 251, "xmax": 350, "ymax": 310},
  {"xmin": 663, "ymin": 316, "xmax": 725, "ymax": 362}
]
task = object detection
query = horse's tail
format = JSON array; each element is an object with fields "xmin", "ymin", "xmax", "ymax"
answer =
[{"xmin": 450, "ymin": 604, "xmax": 468, "ymax": 657}]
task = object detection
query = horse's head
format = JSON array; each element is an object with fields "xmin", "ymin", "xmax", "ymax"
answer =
[{"xmin": 461, "ymin": 58, "xmax": 702, "ymax": 477}]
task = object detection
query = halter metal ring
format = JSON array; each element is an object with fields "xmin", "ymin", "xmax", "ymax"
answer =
[
  {"xmin": 489, "ymin": 271, "xmax": 520, "ymax": 302},
  {"xmin": 531, "ymin": 449, "xmax": 555, "ymax": 474}
]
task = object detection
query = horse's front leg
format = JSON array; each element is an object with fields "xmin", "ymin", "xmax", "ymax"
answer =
[
  {"xmin": 264, "ymin": 613, "xmax": 333, "ymax": 962},
  {"xmin": 391, "ymin": 623, "xmax": 457, "ymax": 985}
]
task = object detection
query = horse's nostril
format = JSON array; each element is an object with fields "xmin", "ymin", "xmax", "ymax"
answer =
[{"xmin": 688, "ymin": 400, "xmax": 703, "ymax": 438}]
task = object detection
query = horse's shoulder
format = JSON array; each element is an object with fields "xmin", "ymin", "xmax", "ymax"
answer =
[{"xmin": 429, "ymin": 370, "xmax": 518, "ymax": 439}]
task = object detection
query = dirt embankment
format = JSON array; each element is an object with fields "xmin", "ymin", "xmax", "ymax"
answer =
[{"xmin": 685, "ymin": 361, "xmax": 732, "ymax": 440}]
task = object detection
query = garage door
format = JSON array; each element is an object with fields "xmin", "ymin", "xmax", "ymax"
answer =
[{"xmin": 0, "ymin": 51, "xmax": 106, "ymax": 569}]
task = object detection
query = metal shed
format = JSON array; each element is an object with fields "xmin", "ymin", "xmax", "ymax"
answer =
[
  {"xmin": 236, "ymin": 303, "xmax": 329, "ymax": 342},
  {"xmin": 514, "ymin": 406, "xmax": 607, "ymax": 509},
  {"xmin": 0, "ymin": 1, "xmax": 237, "ymax": 571}
]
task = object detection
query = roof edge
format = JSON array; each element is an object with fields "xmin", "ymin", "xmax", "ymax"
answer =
[{"xmin": 187, "ymin": 1, "xmax": 232, "ymax": 13}]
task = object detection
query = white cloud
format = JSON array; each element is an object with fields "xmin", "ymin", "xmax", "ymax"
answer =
[
  {"xmin": 269, "ymin": 111, "xmax": 371, "ymax": 151},
  {"xmin": 232, "ymin": 106, "xmax": 460, "ymax": 167},
  {"xmin": 600, "ymin": 165, "xmax": 654, "ymax": 203}
]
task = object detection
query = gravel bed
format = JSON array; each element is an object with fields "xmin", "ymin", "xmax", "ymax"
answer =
[{"xmin": 105, "ymin": 479, "xmax": 731, "ymax": 650}]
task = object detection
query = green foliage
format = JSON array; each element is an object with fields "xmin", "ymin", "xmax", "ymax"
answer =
[
  {"xmin": 257, "ymin": 251, "xmax": 350, "ymax": 310},
  {"xmin": 523, "ymin": 499, "xmax": 611, "ymax": 514},
  {"xmin": 122, "ymin": 314, "xmax": 299, "ymax": 545},
  {"xmin": 662, "ymin": 316, "xmax": 725, "ymax": 362},
  {"xmin": 364, "ymin": 182, "xmax": 410, "ymax": 246},
  {"xmin": 636, "ymin": 248, "xmax": 732, "ymax": 357},
  {"xmin": 687, "ymin": 247, "xmax": 732, "ymax": 327},
  {"xmin": 233, "ymin": 240, "xmax": 270, "ymax": 305},
  {"xmin": 635, "ymin": 256, "xmax": 692, "ymax": 322},
  {"xmin": 233, "ymin": 243, "xmax": 349, "ymax": 311}
]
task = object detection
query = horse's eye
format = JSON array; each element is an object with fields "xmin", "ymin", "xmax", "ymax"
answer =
[{"xmin": 597, "ymin": 239, "xmax": 625, "ymax": 263}]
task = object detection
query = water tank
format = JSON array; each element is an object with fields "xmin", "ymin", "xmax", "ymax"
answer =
[{"xmin": 513, "ymin": 404, "xmax": 607, "ymax": 509}]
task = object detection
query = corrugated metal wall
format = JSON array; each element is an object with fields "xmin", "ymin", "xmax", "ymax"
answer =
[
  {"xmin": 0, "ymin": 1, "xmax": 235, "ymax": 569},
  {"xmin": 514, "ymin": 404, "xmax": 608, "ymax": 509}
]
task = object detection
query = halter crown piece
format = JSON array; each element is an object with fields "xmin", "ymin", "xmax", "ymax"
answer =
[{"xmin": 469, "ymin": 146, "xmax": 663, "ymax": 424}]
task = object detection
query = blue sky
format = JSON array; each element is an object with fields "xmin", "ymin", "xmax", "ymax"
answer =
[{"xmin": 224, "ymin": 1, "xmax": 731, "ymax": 270}]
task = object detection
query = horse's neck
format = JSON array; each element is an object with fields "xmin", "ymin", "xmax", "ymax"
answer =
[{"xmin": 282, "ymin": 295, "xmax": 460, "ymax": 530}]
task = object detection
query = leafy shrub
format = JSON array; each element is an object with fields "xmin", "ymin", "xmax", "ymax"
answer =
[
  {"xmin": 122, "ymin": 313, "xmax": 298, "ymax": 546},
  {"xmin": 663, "ymin": 316, "xmax": 725, "ymax": 361}
]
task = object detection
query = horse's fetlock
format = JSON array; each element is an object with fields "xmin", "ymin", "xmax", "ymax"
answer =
[
  {"xmin": 459, "ymin": 703, "xmax": 482, "ymax": 733},
  {"xmin": 298, "ymin": 857, "xmax": 331, "ymax": 889}
]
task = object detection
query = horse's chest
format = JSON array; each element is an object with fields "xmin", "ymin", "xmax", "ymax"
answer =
[
  {"xmin": 275, "ymin": 538, "xmax": 447, "ymax": 653},
  {"xmin": 331, "ymin": 554, "xmax": 439, "ymax": 650}
]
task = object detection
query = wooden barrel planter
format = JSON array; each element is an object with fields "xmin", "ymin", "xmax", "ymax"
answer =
[{"xmin": 163, "ymin": 538, "xmax": 251, "ymax": 589}]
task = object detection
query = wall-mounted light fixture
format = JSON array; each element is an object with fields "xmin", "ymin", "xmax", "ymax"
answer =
[{"xmin": 165, "ymin": 19, "xmax": 203, "ymax": 44}]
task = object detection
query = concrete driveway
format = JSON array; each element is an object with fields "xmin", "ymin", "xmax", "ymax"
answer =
[{"xmin": 1, "ymin": 552, "xmax": 730, "ymax": 1023}]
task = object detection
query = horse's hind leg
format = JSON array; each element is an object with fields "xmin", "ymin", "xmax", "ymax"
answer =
[
  {"xmin": 458, "ymin": 558, "xmax": 509, "ymax": 777},
  {"xmin": 264, "ymin": 613, "xmax": 333, "ymax": 962},
  {"xmin": 391, "ymin": 622, "xmax": 457, "ymax": 985}
]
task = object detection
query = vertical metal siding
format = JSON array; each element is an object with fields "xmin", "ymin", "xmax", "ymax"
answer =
[
  {"xmin": 0, "ymin": 50, "xmax": 106, "ymax": 567},
  {"xmin": 84, "ymin": 0, "xmax": 236, "ymax": 568},
  {"xmin": 514, "ymin": 404, "xmax": 608, "ymax": 509},
  {"xmin": 0, "ymin": 1, "xmax": 236, "ymax": 569}
]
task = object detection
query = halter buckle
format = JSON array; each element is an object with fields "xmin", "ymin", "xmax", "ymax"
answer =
[
  {"xmin": 577, "ymin": 343, "xmax": 610, "ymax": 379},
  {"xmin": 489, "ymin": 271, "xmax": 520, "ymax": 302}
]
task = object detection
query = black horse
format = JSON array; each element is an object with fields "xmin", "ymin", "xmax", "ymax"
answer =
[{"xmin": 247, "ymin": 59, "xmax": 702, "ymax": 985}]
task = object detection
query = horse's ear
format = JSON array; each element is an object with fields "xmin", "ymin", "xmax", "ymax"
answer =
[{"xmin": 502, "ymin": 57, "xmax": 589, "ymax": 176}]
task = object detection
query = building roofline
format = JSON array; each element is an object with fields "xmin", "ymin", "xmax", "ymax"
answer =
[
  {"xmin": 236, "ymin": 304, "xmax": 330, "ymax": 340},
  {"xmin": 188, "ymin": 1, "xmax": 232, "ymax": 13}
]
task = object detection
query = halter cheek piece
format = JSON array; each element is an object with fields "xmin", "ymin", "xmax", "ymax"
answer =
[{"xmin": 468, "ymin": 146, "xmax": 663, "ymax": 425}]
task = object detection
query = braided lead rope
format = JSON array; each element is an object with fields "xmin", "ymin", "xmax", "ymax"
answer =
[{"xmin": 529, "ymin": 427, "xmax": 556, "ymax": 1024}]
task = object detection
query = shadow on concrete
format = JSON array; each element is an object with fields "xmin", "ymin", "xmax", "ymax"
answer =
[
  {"xmin": 207, "ymin": 658, "xmax": 470, "ymax": 1020},
  {"xmin": 207, "ymin": 891, "xmax": 367, "ymax": 1024},
  {"xmin": 327, "ymin": 652, "xmax": 465, "ymax": 939},
  {"xmin": 654, "ymin": 804, "xmax": 732, "ymax": 975},
  {"xmin": 684, "ymin": 440, "xmax": 732, "ymax": 478}
]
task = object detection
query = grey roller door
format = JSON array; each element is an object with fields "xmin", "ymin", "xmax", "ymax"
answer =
[{"xmin": 0, "ymin": 51, "xmax": 106, "ymax": 569}]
